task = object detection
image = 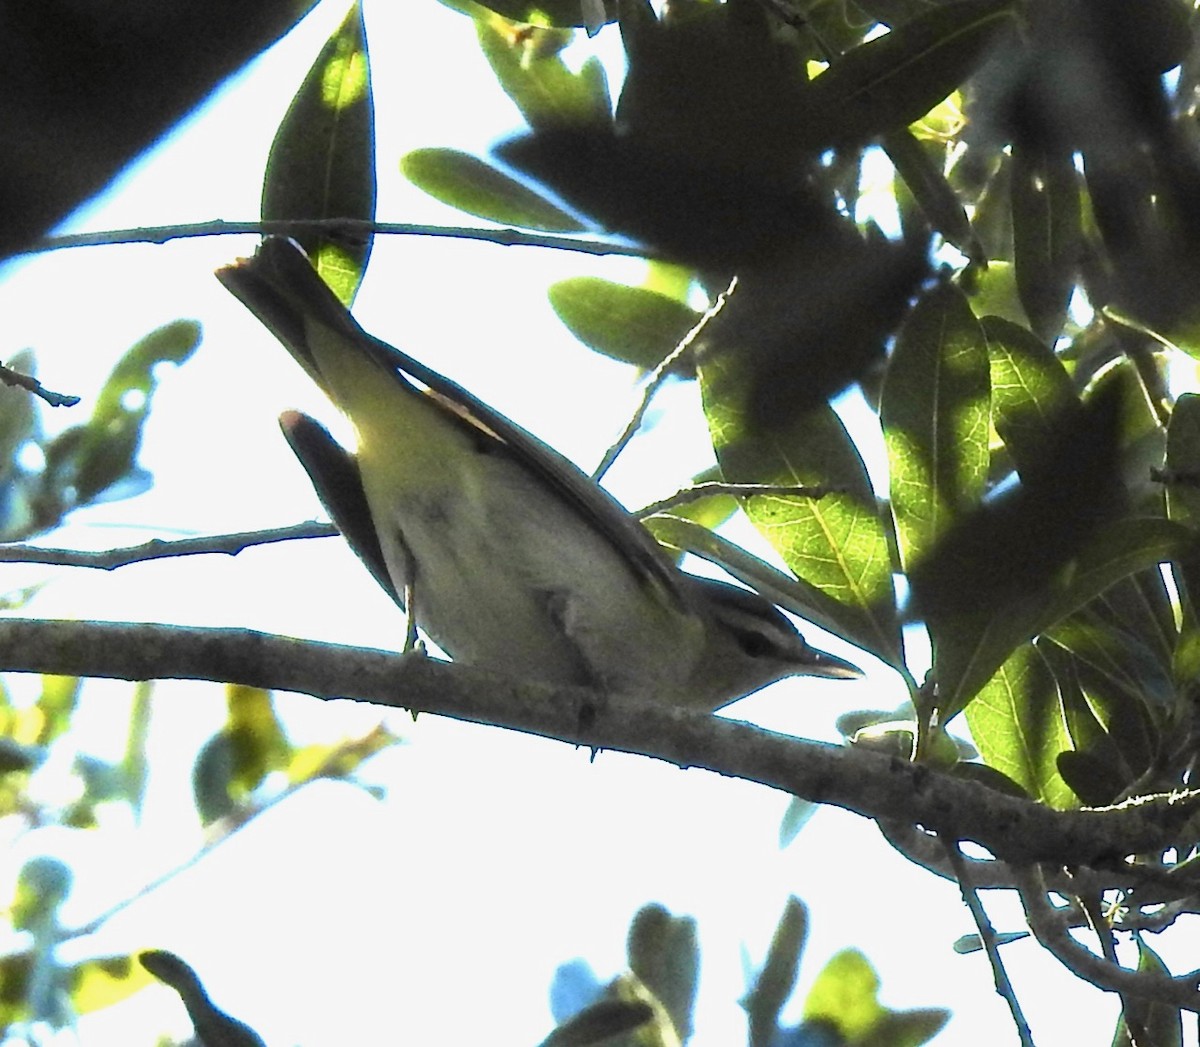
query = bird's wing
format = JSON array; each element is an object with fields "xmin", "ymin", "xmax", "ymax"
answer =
[
  {"xmin": 216, "ymin": 237, "xmax": 687, "ymax": 608},
  {"xmin": 278, "ymin": 409, "xmax": 406, "ymax": 609}
]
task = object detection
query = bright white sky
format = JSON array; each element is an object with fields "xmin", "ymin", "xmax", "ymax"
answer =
[{"xmin": 0, "ymin": 2, "xmax": 1169, "ymax": 1044}]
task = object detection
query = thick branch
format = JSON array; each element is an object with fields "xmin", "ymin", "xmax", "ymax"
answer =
[{"xmin": 3, "ymin": 619, "xmax": 1200, "ymax": 869}]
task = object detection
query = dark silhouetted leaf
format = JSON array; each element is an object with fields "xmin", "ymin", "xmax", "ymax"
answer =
[
  {"xmin": 192, "ymin": 733, "xmax": 237, "ymax": 826},
  {"xmin": 910, "ymin": 382, "xmax": 1138, "ymax": 713},
  {"xmin": 140, "ymin": 950, "xmax": 267, "ymax": 1047},
  {"xmin": 496, "ymin": 126, "xmax": 846, "ymax": 271},
  {"xmin": 806, "ymin": 0, "xmax": 1017, "ymax": 148},
  {"xmin": 0, "ymin": 3, "xmax": 318, "ymax": 258},
  {"xmin": 884, "ymin": 129, "xmax": 980, "ymax": 259},
  {"xmin": 1010, "ymin": 139, "xmax": 1081, "ymax": 343},
  {"xmin": 1042, "ymin": 638, "xmax": 1150, "ymax": 803},
  {"xmin": 743, "ymin": 897, "xmax": 806, "ymax": 1047},
  {"xmin": 617, "ymin": 0, "xmax": 813, "ymax": 179},
  {"xmin": 627, "ymin": 904, "xmax": 698, "ymax": 1042},
  {"xmin": 539, "ymin": 999, "xmax": 656, "ymax": 1047}
]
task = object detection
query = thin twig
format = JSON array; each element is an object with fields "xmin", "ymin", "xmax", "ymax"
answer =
[
  {"xmin": 0, "ymin": 522, "xmax": 337, "ymax": 570},
  {"xmin": 61, "ymin": 724, "xmax": 395, "ymax": 942},
  {"xmin": 26, "ymin": 219, "xmax": 650, "ymax": 260},
  {"xmin": 634, "ymin": 482, "xmax": 834, "ymax": 519},
  {"xmin": 1017, "ymin": 865, "xmax": 1200, "ymax": 1011},
  {"xmin": 1072, "ymin": 876, "xmax": 1152, "ymax": 1045},
  {"xmin": 943, "ymin": 838, "xmax": 1037, "ymax": 1047},
  {"xmin": 592, "ymin": 276, "xmax": 738, "ymax": 483},
  {"xmin": 0, "ymin": 362, "xmax": 80, "ymax": 407}
]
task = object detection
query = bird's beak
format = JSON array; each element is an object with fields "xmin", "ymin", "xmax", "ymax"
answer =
[{"xmin": 803, "ymin": 648, "xmax": 865, "ymax": 680}]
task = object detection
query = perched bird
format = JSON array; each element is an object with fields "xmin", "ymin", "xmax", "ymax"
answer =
[{"xmin": 216, "ymin": 238, "xmax": 860, "ymax": 707}]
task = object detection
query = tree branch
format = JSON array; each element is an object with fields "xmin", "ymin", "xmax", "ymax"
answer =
[
  {"xmin": 943, "ymin": 838, "xmax": 1035, "ymax": 1047},
  {"xmin": 2, "ymin": 619, "xmax": 1200, "ymax": 871},
  {"xmin": 25, "ymin": 219, "xmax": 648, "ymax": 260},
  {"xmin": 0, "ymin": 523, "xmax": 336, "ymax": 570},
  {"xmin": 1017, "ymin": 866, "xmax": 1200, "ymax": 1012}
]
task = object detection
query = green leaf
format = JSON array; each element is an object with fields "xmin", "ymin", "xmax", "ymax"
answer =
[
  {"xmin": 33, "ymin": 675, "xmax": 80, "ymax": 746},
  {"xmin": 1111, "ymin": 936, "xmax": 1184, "ymax": 1047},
  {"xmin": 224, "ymin": 684, "xmax": 289, "ymax": 797},
  {"xmin": 806, "ymin": 0, "xmax": 1017, "ymax": 148},
  {"xmin": 261, "ymin": 0, "xmax": 376, "ymax": 305},
  {"xmin": 778, "ymin": 796, "xmax": 818, "ymax": 848},
  {"xmin": 402, "ymin": 147, "xmax": 586, "ymax": 231},
  {"xmin": 443, "ymin": 0, "xmax": 618, "ymax": 30},
  {"xmin": 966, "ymin": 262, "xmax": 1027, "ymax": 327},
  {"xmin": 803, "ymin": 947, "xmax": 948, "ymax": 1046},
  {"xmin": 71, "ymin": 955, "xmax": 156, "ymax": 1015},
  {"xmin": 1010, "ymin": 139, "xmax": 1081, "ymax": 344},
  {"xmin": 804, "ymin": 950, "xmax": 884, "ymax": 1037},
  {"xmin": 882, "ymin": 280, "xmax": 991, "ymax": 573},
  {"xmin": 641, "ymin": 513, "xmax": 881, "ymax": 657},
  {"xmin": 964, "ymin": 642, "xmax": 1077, "ymax": 807},
  {"xmin": 477, "ymin": 14, "xmax": 612, "ymax": 130},
  {"xmin": 43, "ymin": 319, "xmax": 201, "ymax": 509},
  {"xmin": 548, "ymin": 277, "xmax": 699, "ymax": 369},
  {"xmin": 983, "ymin": 315, "xmax": 1079, "ymax": 478},
  {"xmin": 286, "ymin": 725, "xmax": 399, "ymax": 785},
  {"xmin": 698, "ymin": 355, "xmax": 903, "ymax": 666},
  {"xmin": 743, "ymin": 897, "xmax": 806, "ymax": 1047},
  {"xmin": 626, "ymin": 905, "xmax": 698, "ymax": 1043},
  {"xmin": 953, "ymin": 931, "xmax": 1029, "ymax": 953}
]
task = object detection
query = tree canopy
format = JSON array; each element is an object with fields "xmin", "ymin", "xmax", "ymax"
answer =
[{"xmin": 1, "ymin": 0, "xmax": 1200, "ymax": 1044}]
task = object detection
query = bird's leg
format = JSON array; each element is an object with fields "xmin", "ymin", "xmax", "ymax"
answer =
[{"xmin": 403, "ymin": 579, "xmax": 424, "ymax": 655}]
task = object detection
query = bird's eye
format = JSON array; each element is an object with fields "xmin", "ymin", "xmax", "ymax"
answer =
[{"xmin": 734, "ymin": 629, "xmax": 776, "ymax": 659}]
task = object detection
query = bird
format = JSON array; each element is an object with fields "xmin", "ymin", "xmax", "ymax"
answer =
[{"xmin": 216, "ymin": 237, "xmax": 861, "ymax": 708}]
